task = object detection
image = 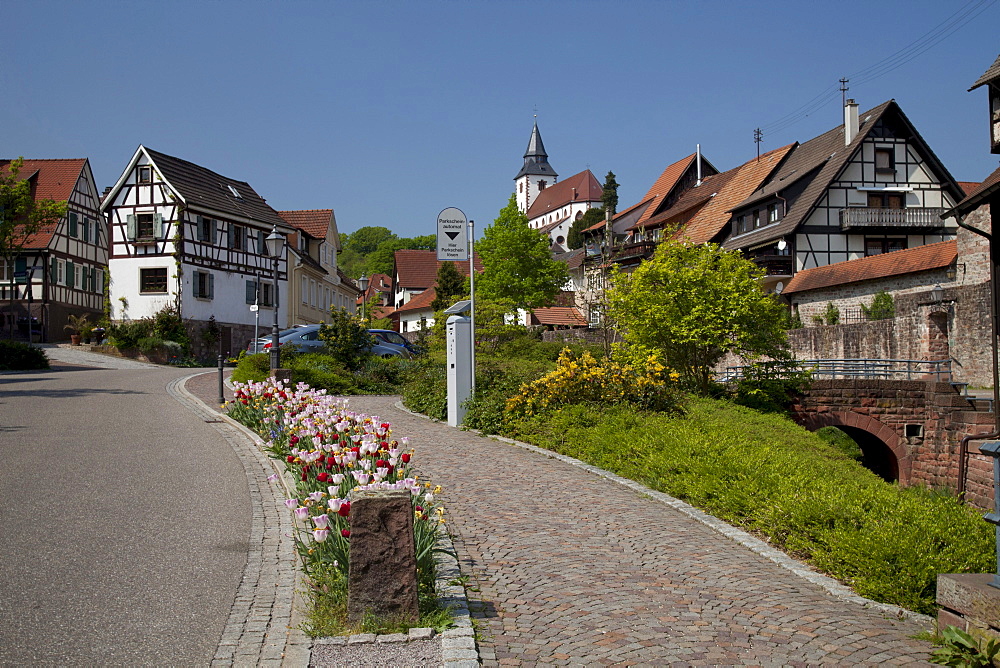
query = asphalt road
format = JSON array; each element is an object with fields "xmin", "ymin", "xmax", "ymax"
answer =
[{"xmin": 0, "ymin": 356, "xmax": 251, "ymax": 665}]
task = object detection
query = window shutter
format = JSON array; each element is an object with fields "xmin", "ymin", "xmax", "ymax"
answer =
[
  {"xmin": 50, "ymin": 257, "xmax": 57, "ymax": 282},
  {"xmin": 246, "ymin": 280, "xmax": 255, "ymax": 304},
  {"xmin": 67, "ymin": 260, "xmax": 75, "ymax": 289},
  {"xmin": 69, "ymin": 212, "xmax": 78, "ymax": 238},
  {"xmin": 258, "ymin": 230, "xmax": 266, "ymax": 254},
  {"xmin": 196, "ymin": 216, "xmax": 204, "ymax": 241},
  {"xmin": 153, "ymin": 213, "xmax": 163, "ymax": 238},
  {"xmin": 81, "ymin": 217, "xmax": 90, "ymax": 242},
  {"xmin": 208, "ymin": 273, "xmax": 214, "ymax": 300},
  {"xmin": 127, "ymin": 214, "xmax": 137, "ymax": 241},
  {"xmin": 211, "ymin": 220, "xmax": 217, "ymax": 245}
]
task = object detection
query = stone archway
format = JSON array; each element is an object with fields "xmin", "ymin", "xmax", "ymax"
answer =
[{"xmin": 797, "ymin": 411, "xmax": 911, "ymax": 485}]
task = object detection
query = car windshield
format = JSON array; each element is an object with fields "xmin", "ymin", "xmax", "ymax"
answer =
[{"xmin": 379, "ymin": 332, "xmax": 408, "ymax": 346}]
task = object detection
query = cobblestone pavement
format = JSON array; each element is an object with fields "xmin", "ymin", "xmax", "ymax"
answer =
[{"xmin": 342, "ymin": 395, "xmax": 934, "ymax": 667}]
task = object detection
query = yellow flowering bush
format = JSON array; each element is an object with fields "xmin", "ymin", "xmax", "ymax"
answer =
[{"xmin": 505, "ymin": 348, "xmax": 683, "ymax": 417}]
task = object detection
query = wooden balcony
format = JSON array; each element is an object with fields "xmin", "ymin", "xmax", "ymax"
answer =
[
  {"xmin": 609, "ymin": 241, "xmax": 658, "ymax": 263},
  {"xmin": 839, "ymin": 207, "xmax": 948, "ymax": 230},
  {"xmin": 753, "ymin": 256, "xmax": 794, "ymax": 277}
]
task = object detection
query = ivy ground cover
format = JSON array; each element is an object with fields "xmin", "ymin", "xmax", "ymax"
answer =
[{"xmin": 503, "ymin": 398, "xmax": 994, "ymax": 616}]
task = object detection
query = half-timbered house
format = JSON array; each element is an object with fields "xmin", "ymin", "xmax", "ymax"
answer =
[
  {"xmin": 278, "ymin": 209, "xmax": 360, "ymax": 325},
  {"xmin": 723, "ymin": 99, "xmax": 966, "ymax": 294},
  {"xmin": 1, "ymin": 158, "xmax": 106, "ymax": 342},
  {"xmin": 100, "ymin": 146, "xmax": 294, "ymax": 356}
]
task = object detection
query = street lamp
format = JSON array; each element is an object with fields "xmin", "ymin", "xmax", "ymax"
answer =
[
  {"xmin": 358, "ymin": 274, "xmax": 369, "ymax": 322},
  {"xmin": 265, "ymin": 225, "xmax": 286, "ymax": 374}
]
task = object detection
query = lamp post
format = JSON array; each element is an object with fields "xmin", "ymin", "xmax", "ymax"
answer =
[
  {"xmin": 265, "ymin": 226, "xmax": 286, "ymax": 374},
  {"xmin": 358, "ymin": 274, "xmax": 369, "ymax": 322}
]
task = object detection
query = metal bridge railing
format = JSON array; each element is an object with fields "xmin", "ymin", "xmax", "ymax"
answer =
[{"xmin": 720, "ymin": 358, "xmax": 953, "ymax": 383}]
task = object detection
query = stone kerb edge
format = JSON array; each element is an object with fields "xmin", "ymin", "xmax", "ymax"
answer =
[
  {"xmin": 215, "ymin": 381, "xmax": 477, "ymax": 666},
  {"xmin": 393, "ymin": 400, "xmax": 934, "ymax": 627}
]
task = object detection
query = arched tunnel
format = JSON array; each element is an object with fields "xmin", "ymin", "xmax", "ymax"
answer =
[{"xmin": 824, "ymin": 425, "xmax": 900, "ymax": 483}]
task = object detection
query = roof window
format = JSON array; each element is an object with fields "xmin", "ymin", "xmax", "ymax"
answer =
[{"xmin": 227, "ymin": 184, "xmax": 243, "ymax": 200}]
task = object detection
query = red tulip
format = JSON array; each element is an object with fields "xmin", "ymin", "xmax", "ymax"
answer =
[
  {"xmin": 401, "ymin": 453, "xmax": 411, "ymax": 463},
  {"xmin": 317, "ymin": 472, "xmax": 329, "ymax": 483},
  {"xmin": 341, "ymin": 529, "xmax": 350, "ymax": 538},
  {"xmin": 338, "ymin": 502, "xmax": 350, "ymax": 517}
]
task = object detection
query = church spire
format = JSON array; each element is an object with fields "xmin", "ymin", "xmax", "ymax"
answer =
[{"xmin": 514, "ymin": 121, "xmax": 557, "ymax": 180}]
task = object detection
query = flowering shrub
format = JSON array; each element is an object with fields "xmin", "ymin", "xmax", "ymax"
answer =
[
  {"xmin": 505, "ymin": 348, "xmax": 684, "ymax": 417},
  {"xmin": 227, "ymin": 378, "xmax": 445, "ymax": 587}
]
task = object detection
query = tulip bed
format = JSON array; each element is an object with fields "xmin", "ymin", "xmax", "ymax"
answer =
[{"xmin": 226, "ymin": 378, "xmax": 449, "ymax": 634}]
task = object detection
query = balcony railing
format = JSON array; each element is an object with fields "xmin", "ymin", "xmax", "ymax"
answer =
[
  {"xmin": 839, "ymin": 207, "xmax": 948, "ymax": 230},
  {"xmin": 753, "ymin": 255, "xmax": 794, "ymax": 277},
  {"xmin": 608, "ymin": 241, "xmax": 658, "ymax": 263}
]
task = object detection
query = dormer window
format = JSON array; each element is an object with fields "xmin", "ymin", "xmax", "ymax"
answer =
[{"xmin": 138, "ymin": 166, "xmax": 152, "ymax": 183}]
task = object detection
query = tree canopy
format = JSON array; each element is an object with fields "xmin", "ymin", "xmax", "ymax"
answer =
[
  {"xmin": 567, "ymin": 207, "xmax": 606, "ymax": 250},
  {"xmin": 1, "ymin": 158, "xmax": 66, "ymax": 263},
  {"xmin": 602, "ymin": 171, "xmax": 619, "ymax": 216},
  {"xmin": 607, "ymin": 239, "xmax": 789, "ymax": 394},
  {"xmin": 476, "ymin": 194, "xmax": 568, "ymax": 311},
  {"xmin": 430, "ymin": 260, "xmax": 467, "ymax": 311}
]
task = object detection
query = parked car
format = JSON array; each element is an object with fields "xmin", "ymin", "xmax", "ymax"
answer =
[
  {"xmin": 261, "ymin": 324, "xmax": 411, "ymax": 359},
  {"xmin": 247, "ymin": 326, "xmax": 305, "ymax": 353},
  {"xmin": 368, "ymin": 329, "xmax": 423, "ymax": 356}
]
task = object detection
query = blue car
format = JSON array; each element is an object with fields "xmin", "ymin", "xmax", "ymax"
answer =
[
  {"xmin": 261, "ymin": 325, "xmax": 412, "ymax": 359},
  {"xmin": 368, "ymin": 329, "xmax": 423, "ymax": 356}
]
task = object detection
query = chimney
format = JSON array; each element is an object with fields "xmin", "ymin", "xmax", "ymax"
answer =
[{"xmin": 844, "ymin": 98, "xmax": 859, "ymax": 146}]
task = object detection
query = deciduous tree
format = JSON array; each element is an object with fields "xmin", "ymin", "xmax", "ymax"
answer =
[
  {"xmin": 476, "ymin": 194, "xmax": 568, "ymax": 311},
  {"xmin": 607, "ymin": 239, "xmax": 789, "ymax": 394}
]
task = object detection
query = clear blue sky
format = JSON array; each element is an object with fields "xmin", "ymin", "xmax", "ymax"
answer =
[{"xmin": 3, "ymin": 1, "xmax": 998, "ymax": 240}]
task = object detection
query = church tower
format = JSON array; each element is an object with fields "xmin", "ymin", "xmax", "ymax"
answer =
[{"xmin": 514, "ymin": 121, "xmax": 558, "ymax": 213}]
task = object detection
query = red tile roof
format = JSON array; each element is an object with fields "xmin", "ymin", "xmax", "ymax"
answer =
[
  {"xmin": 958, "ymin": 181, "xmax": 981, "ymax": 196},
  {"xmin": 782, "ymin": 240, "xmax": 957, "ymax": 295},
  {"xmin": 278, "ymin": 209, "xmax": 335, "ymax": 240},
  {"xmin": 584, "ymin": 198, "xmax": 651, "ymax": 233},
  {"xmin": 949, "ymin": 165, "xmax": 1000, "ymax": 217},
  {"xmin": 393, "ymin": 249, "xmax": 483, "ymax": 289},
  {"xmin": 526, "ymin": 170, "xmax": 603, "ymax": 220},
  {"xmin": 531, "ymin": 306, "xmax": 586, "ymax": 327},
  {"xmin": 0, "ymin": 158, "xmax": 88, "ymax": 249},
  {"xmin": 394, "ymin": 286, "xmax": 437, "ymax": 314},
  {"xmin": 633, "ymin": 154, "xmax": 697, "ymax": 228},
  {"xmin": 677, "ymin": 144, "xmax": 795, "ymax": 244}
]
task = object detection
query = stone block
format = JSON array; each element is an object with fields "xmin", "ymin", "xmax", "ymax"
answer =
[
  {"xmin": 937, "ymin": 573, "xmax": 1000, "ymax": 631},
  {"xmin": 347, "ymin": 490, "xmax": 419, "ymax": 624}
]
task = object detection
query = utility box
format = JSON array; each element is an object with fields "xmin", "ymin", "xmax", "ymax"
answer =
[{"xmin": 447, "ymin": 314, "xmax": 473, "ymax": 426}]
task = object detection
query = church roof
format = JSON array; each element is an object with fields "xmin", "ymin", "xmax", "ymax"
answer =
[
  {"xmin": 514, "ymin": 121, "xmax": 557, "ymax": 180},
  {"xmin": 526, "ymin": 170, "xmax": 603, "ymax": 220}
]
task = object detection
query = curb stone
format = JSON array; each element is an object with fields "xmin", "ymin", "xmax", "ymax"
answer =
[{"xmin": 392, "ymin": 400, "xmax": 934, "ymax": 627}]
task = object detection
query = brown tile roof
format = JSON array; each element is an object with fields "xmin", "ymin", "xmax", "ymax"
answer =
[
  {"xmin": 583, "ymin": 198, "xmax": 650, "ymax": 233},
  {"xmin": 552, "ymin": 247, "xmax": 586, "ymax": 270},
  {"xmin": 357, "ymin": 272, "xmax": 392, "ymax": 304},
  {"xmin": 948, "ymin": 165, "xmax": 1000, "ymax": 217},
  {"xmin": 782, "ymin": 240, "xmax": 956, "ymax": 295},
  {"xmin": 678, "ymin": 144, "xmax": 795, "ymax": 244},
  {"xmin": 970, "ymin": 54, "xmax": 1000, "ymax": 90},
  {"xmin": 531, "ymin": 306, "xmax": 586, "ymax": 327},
  {"xmin": 526, "ymin": 170, "xmax": 603, "ymax": 220},
  {"xmin": 278, "ymin": 209, "xmax": 334, "ymax": 240},
  {"xmin": 393, "ymin": 249, "xmax": 483, "ymax": 290},
  {"xmin": 724, "ymin": 100, "xmax": 963, "ymax": 251},
  {"xmin": 0, "ymin": 158, "xmax": 89, "ymax": 249},
  {"xmin": 633, "ymin": 154, "xmax": 697, "ymax": 228},
  {"xmin": 338, "ymin": 268, "xmax": 362, "ymax": 294}
]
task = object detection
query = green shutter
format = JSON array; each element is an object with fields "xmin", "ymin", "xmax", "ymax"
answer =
[
  {"xmin": 14, "ymin": 257, "xmax": 27, "ymax": 284},
  {"xmin": 153, "ymin": 213, "xmax": 163, "ymax": 238},
  {"xmin": 196, "ymin": 215, "xmax": 205, "ymax": 241},
  {"xmin": 127, "ymin": 214, "xmax": 137, "ymax": 241},
  {"xmin": 69, "ymin": 212, "xmax": 78, "ymax": 238},
  {"xmin": 67, "ymin": 260, "xmax": 75, "ymax": 289},
  {"xmin": 50, "ymin": 257, "xmax": 57, "ymax": 282},
  {"xmin": 246, "ymin": 280, "xmax": 255, "ymax": 304},
  {"xmin": 211, "ymin": 220, "xmax": 217, "ymax": 245},
  {"xmin": 82, "ymin": 217, "xmax": 90, "ymax": 243},
  {"xmin": 208, "ymin": 273, "xmax": 214, "ymax": 300}
]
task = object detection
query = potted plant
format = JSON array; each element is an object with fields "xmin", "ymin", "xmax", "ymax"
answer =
[{"xmin": 64, "ymin": 314, "xmax": 90, "ymax": 346}]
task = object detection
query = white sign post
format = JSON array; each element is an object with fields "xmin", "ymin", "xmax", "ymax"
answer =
[{"xmin": 437, "ymin": 208, "xmax": 469, "ymax": 261}]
